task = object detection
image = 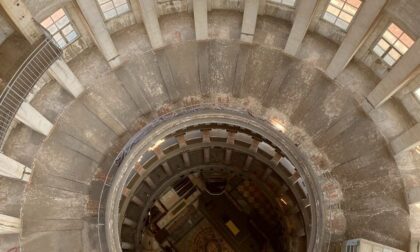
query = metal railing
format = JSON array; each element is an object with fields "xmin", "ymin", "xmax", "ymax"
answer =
[{"xmin": 0, "ymin": 37, "xmax": 62, "ymax": 148}]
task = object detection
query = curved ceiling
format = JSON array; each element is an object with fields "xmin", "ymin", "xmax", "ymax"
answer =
[{"xmin": 0, "ymin": 0, "xmax": 418, "ymax": 252}]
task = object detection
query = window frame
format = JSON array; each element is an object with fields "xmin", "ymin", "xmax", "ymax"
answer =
[
  {"xmin": 96, "ymin": 0, "xmax": 132, "ymax": 21},
  {"xmin": 371, "ymin": 21, "xmax": 415, "ymax": 68},
  {"xmin": 321, "ymin": 0, "xmax": 363, "ymax": 32},
  {"xmin": 267, "ymin": 0, "xmax": 297, "ymax": 8},
  {"xmin": 40, "ymin": 8, "xmax": 80, "ymax": 49}
]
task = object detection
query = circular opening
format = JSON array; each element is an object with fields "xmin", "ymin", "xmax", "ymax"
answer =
[{"xmin": 105, "ymin": 107, "xmax": 326, "ymax": 252}]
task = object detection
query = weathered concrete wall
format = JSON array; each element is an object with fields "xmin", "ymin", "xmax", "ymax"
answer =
[
  {"xmin": 0, "ymin": 7, "xmax": 417, "ymax": 252},
  {"xmin": 5, "ymin": 14, "xmax": 407, "ymax": 250},
  {"xmin": 386, "ymin": 0, "xmax": 420, "ymax": 37},
  {"xmin": 0, "ymin": 33, "xmax": 32, "ymax": 83}
]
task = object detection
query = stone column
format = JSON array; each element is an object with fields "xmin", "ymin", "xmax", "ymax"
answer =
[
  {"xmin": 193, "ymin": 0, "xmax": 208, "ymax": 40},
  {"xmin": 138, "ymin": 0, "xmax": 164, "ymax": 49},
  {"xmin": 48, "ymin": 59, "xmax": 84, "ymax": 98},
  {"xmin": 325, "ymin": 0, "xmax": 386, "ymax": 79},
  {"xmin": 284, "ymin": 0, "xmax": 318, "ymax": 56},
  {"xmin": 367, "ymin": 40, "xmax": 420, "ymax": 108},
  {"xmin": 0, "ymin": 214, "xmax": 20, "ymax": 234},
  {"xmin": 75, "ymin": 0, "xmax": 122, "ymax": 69},
  {"xmin": 0, "ymin": 153, "xmax": 31, "ymax": 182},
  {"xmin": 240, "ymin": 0, "xmax": 259, "ymax": 43},
  {"xmin": 16, "ymin": 102, "xmax": 53, "ymax": 136},
  {"xmin": 0, "ymin": 0, "xmax": 41, "ymax": 43}
]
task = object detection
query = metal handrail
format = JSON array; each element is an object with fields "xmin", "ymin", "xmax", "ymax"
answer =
[{"xmin": 0, "ymin": 37, "xmax": 62, "ymax": 149}]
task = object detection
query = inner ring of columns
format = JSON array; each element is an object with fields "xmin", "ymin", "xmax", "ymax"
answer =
[{"xmin": 105, "ymin": 107, "xmax": 326, "ymax": 251}]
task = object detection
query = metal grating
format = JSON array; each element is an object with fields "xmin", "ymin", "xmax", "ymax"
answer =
[{"xmin": 0, "ymin": 37, "xmax": 62, "ymax": 148}]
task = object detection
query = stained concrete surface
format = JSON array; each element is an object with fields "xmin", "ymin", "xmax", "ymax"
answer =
[{"xmin": 0, "ymin": 10, "xmax": 414, "ymax": 252}]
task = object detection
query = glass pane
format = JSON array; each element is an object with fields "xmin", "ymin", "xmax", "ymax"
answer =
[
  {"xmin": 47, "ymin": 24, "xmax": 58, "ymax": 34},
  {"xmin": 114, "ymin": 0, "xmax": 127, "ymax": 6},
  {"xmin": 378, "ymin": 39, "xmax": 390, "ymax": 50},
  {"xmin": 57, "ymin": 39, "xmax": 66, "ymax": 48},
  {"xmin": 61, "ymin": 24, "xmax": 74, "ymax": 35},
  {"xmin": 400, "ymin": 33, "xmax": 414, "ymax": 48},
  {"xmin": 56, "ymin": 15, "xmax": 70, "ymax": 29},
  {"xmin": 339, "ymin": 11, "xmax": 353, "ymax": 23},
  {"xmin": 101, "ymin": 1, "xmax": 115, "ymax": 12},
  {"xmin": 336, "ymin": 18, "xmax": 349, "ymax": 30},
  {"xmin": 343, "ymin": 3, "xmax": 357, "ymax": 15},
  {"xmin": 104, "ymin": 9, "xmax": 117, "ymax": 20},
  {"xmin": 51, "ymin": 9, "xmax": 65, "ymax": 22},
  {"xmin": 383, "ymin": 30, "xmax": 397, "ymax": 44},
  {"xmin": 327, "ymin": 5, "xmax": 340, "ymax": 16},
  {"xmin": 41, "ymin": 17, "xmax": 53, "ymax": 29},
  {"xmin": 373, "ymin": 45, "xmax": 385, "ymax": 57},
  {"xmin": 116, "ymin": 4, "xmax": 130, "ymax": 15},
  {"xmin": 394, "ymin": 40, "xmax": 409, "ymax": 54},
  {"xmin": 383, "ymin": 54, "xmax": 396, "ymax": 66},
  {"xmin": 323, "ymin": 12, "xmax": 336, "ymax": 23},
  {"xmin": 330, "ymin": 0, "xmax": 344, "ymax": 8},
  {"xmin": 66, "ymin": 31, "xmax": 78, "ymax": 43},
  {"xmin": 53, "ymin": 32, "xmax": 63, "ymax": 42},
  {"xmin": 346, "ymin": 0, "xmax": 361, "ymax": 8},
  {"xmin": 388, "ymin": 23, "xmax": 403, "ymax": 37},
  {"xmin": 388, "ymin": 48, "xmax": 401, "ymax": 61}
]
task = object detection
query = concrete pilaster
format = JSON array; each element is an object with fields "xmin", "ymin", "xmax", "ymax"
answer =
[
  {"xmin": 193, "ymin": 0, "xmax": 208, "ymax": 40},
  {"xmin": 193, "ymin": 0, "xmax": 209, "ymax": 96},
  {"xmin": 367, "ymin": 40, "xmax": 420, "ymax": 108},
  {"xmin": 0, "ymin": 153, "xmax": 31, "ymax": 182},
  {"xmin": 48, "ymin": 59, "xmax": 84, "ymax": 98},
  {"xmin": 263, "ymin": 55, "xmax": 296, "ymax": 106},
  {"xmin": 76, "ymin": 0, "xmax": 122, "ymax": 69},
  {"xmin": 114, "ymin": 65, "xmax": 152, "ymax": 114},
  {"xmin": 83, "ymin": 93, "xmax": 128, "ymax": 136},
  {"xmin": 284, "ymin": 0, "xmax": 318, "ymax": 56},
  {"xmin": 0, "ymin": 214, "xmax": 20, "ymax": 234},
  {"xmin": 198, "ymin": 41, "xmax": 210, "ymax": 96},
  {"xmin": 232, "ymin": 44, "xmax": 252, "ymax": 97},
  {"xmin": 16, "ymin": 102, "xmax": 53, "ymax": 136},
  {"xmin": 155, "ymin": 49, "xmax": 179, "ymax": 101},
  {"xmin": 325, "ymin": 0, "xmax": 386, "ymax": 79},
  {"xmin": 0, "ymin": 0, "xmax": 41, "ymax": 43},
  {"xmin": 240, "ymin": 0, "xmax": 259, "ymax": 43},
  {"xmin": 138, "ymin": 0, "xmax": 164, "ymax": 49}
]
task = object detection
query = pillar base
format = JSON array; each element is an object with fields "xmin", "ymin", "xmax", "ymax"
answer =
[{"xmin": 108, "ymin": 56, "xmax": 123, "ymax": 70}]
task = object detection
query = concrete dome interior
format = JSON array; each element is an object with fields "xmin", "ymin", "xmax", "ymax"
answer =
[{"xmin": 0, "ymin": 0, "xmax": 419, "ymax": 251}]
